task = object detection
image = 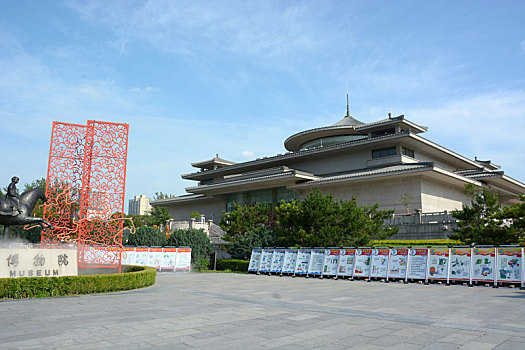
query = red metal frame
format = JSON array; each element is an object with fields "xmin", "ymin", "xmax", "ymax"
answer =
[{"xmin": 42, "ymin": 120, "xmax": 129, "ymax": 270}]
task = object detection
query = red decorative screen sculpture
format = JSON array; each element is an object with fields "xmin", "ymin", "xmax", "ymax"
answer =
[{"xmin": 42, "ymin": 120, "xmax": 129, "ymax": 270}]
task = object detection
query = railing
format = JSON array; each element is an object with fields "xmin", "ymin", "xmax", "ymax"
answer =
[
  {"xmin": 385, "ymin": 211, "xmax": 456, "ymax": 226},
  {"xmin": 384, "ymin": 211, "xmax": 458, "ymax": 240}
]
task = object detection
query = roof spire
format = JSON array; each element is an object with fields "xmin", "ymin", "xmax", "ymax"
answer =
[{"xmin": 346, "ymin": 93, "xmax": 350, "ymax": 117}]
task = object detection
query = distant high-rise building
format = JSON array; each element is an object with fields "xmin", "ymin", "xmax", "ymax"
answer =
[{"xmin": 128, "ymin": 195, "xmax": 152, "ymax": 215}]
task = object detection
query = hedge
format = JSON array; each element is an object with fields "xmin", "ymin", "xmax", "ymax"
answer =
[
  {"xmin": 370, "ymin": 239, "xmax": 464, "ymax": 247},
  {"xmin": 0, "ymin": 266, "xmax": 157, "ymax": 300},
  {"xmin": 216, "ymin": 259, "xmax": 249, "ymax": 272}
]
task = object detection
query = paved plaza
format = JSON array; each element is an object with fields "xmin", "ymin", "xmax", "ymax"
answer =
[{"xmin": 1, "ymin": 272, "xmax": 525, "ymax": 349}]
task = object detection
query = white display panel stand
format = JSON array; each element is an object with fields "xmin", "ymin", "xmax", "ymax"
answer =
[
  {"xmin": 496, "ymin": 247, "xmax": 523, "ymax": 286},
  {"xmin": 370, "ymin": 248, "xmax": 389, "ymax": 279},
  {"xmin": 147, "ymin": 247, "xmax": 163, "ymax": 270},
  {"xmin": 248, "ymin": 248, "xmax": 262, "ymax": 272},
  {"xmin": 258, "ymin": 249, "xmax": 274, "ymax": 273},
  {"xmin": 387, "ymin": 248, "xmax": 408, "ymax": 281},
  {"xmin": 270, "ymin": 249, "xmax": 285, "ymax": 274},
  {"xmin": 281, "ymin": 249, "xmax": 298, "ymax": 274},
  {"xmin": 472, "ymin": 247, "xmax": 495, "ymax": 282},
  {"xmin": 294, "ymin": 249, "xmax": 311, "ymax": 275},
  {"xmin": 407, "ymin": 248, "xmax": 429, "ymax": 280},
  {"xmin": 307, "ymin": 249, "xmax": 325, "ymax": 276},
  {"xmin": 427, "ymin": 247, "xmax": 449, "ymax": 281},
  {"xmin": 336, "ymin": 248, "xmax": 355, "ymax": 278},
  {"xmin": 160, "ymin": 247, "xmax": 177, "ymax": 271},
  {"xmin": 134, "ymin": 247, "xmax": 149, "ymax": 266},
  {"xmin": 449, "ymin": 247, "xmax": 472, "ymax": 283},
  {"xmin": 322, "ymin": 249, "xmax": 340, "ymax": 277},
  {"xmin": 353, "ymin": 248, "xmax": 372, "ymax": 278},
  {"xmin": 121, "ymin": 247, "xmax": 136, "ymax": 266}
]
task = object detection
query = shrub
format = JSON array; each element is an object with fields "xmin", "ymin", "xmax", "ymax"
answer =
[
  {"xmin": 8, "ymin": 225, "xmax": 42, "ymax": 243},
  {"xmin": 0, "ymin": 266, "xmax": 156, "ymax": 299},
  {"xmin": 166, "ymin": 228, "xmax": 212, "ymax": 264},
  {"xmin": 126, "ymin": 226, "xmax": 165, "ymax": 247},
  {"xmin": 370, "ymin": 239, "xmax": 464, "ymax": 247},
  {"xmin": 227, "ymin": 227, "xmax": 278, "ymax": 260},
  {"xmin": 216, "ymin": 259, "xmax": 249, "ymax": 272},
  {"xmin": 195, "ymin": 257, "xmax": 210, "ymax": 271}
]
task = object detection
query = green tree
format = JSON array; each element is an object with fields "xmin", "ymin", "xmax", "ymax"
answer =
[
  {"xmin": 498, "ymin": 194, "xmax": 525, "ymax": 244},
  {"xmin": 227, "ymin": 227, "xmax": 278, "ymax": 260},
  {"xmin": 400, "ymin": 192, "xmax": 412, "ymax": 213},
  {"xmin": 220, "ymin": 202, "xmax": 275, "ymax": 241},
  {"xmin": 276, "ymin": 190, "xmax": 396, "ymax": 247},
  {"xmin": 148, "ymin": 192, "xmax": 173, "ymax": 226},
  {"xmin": 126, "ymin": 226, "xmax": 166, "ymax": 247},
  {"xmin": 451, "ymin": 188, "xmax": 519, "ymax": 245},
  {"xmin": 462, "ymin": 183, "xmax": 483, "ymax": 201},
  {"xmin": 190, "ymin": 211, "xmax": 201, "ymax": 220},
  {"xmin": 166, "ymin": 228, "xmax": 212, "ymax": 264}
]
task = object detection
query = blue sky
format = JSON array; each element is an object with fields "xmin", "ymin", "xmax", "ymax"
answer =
[{"xmin": 1, "ymin": 0, "xmax": 524, "ymax": 210}]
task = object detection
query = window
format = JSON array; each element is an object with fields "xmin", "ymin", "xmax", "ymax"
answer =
[
  {"xmin": 371, "ymin": 128, "xmax": 395, "ymax": 138},
  {"xmin": 402, "ymin": 147, "xmax": 415, "ymax": 158},
  {"xmin": 226, "ymin": 187, "xmax": 297, "ymax": 212},
  {"xmin": 299, "ymin": 134, "xmax": 367, "ymax": 151},
  {"xmin": 372, "ymin": 146, "xmax": 396, "ymax": 159}
]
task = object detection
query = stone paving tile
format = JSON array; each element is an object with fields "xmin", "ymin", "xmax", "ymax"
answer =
[
  {"xmin": 369, "ymin": 334, "xmax": 405, "ymax": 346},
  {"xmin": 388, "ymin": 342, "xmax": 426, "ymax": 350},
  {"xmin": 474, "ymin": 332, "xmax": 512, "ymax": 344},
  {"xmin": 458, "ymin": 341, "xmax": 496, "ymax": 350},
  {"xmin": 421, "ymin": 341, "xmax": 461, "ymax": 350},
  {"xmin": 1, "ymin": 273, "xmax": 525, "ymax": 349}
]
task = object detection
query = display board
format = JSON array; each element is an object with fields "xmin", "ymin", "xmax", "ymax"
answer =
[
  {"xmin": 472, "ymin": 247, "xmax": 495, "ymax": 281},
  {"xmin": 496, "ymin": 247, "xmax": 522, "ymax": 283},
  {"xmin": 322, "ymin": 249, "xmax": 340, "ymax": 276},
  {"xmin": 175, "ymin": 248, "xmax": 191, "ymax": 271},
  {"xmin": 307, "ymin": 249, "xmax": 325, "ymax": 276},
  {"xmin": 121, "ymin": 247, "xmax": 136, "ymax": 266},
  {"xmin": 147, "ymin": 247, "xmax": 163, "ymax": 270},
  {"xmin": 294, "ymin": 249, "xmax": 311, "ymax": 275},
  {"xmin": 258, "ymin": 249, "xmax": 274, "ymax": 273},
  {"xmin": 427, "ymin": 248, "xmax": 449, "ymax": 280},
  {"xmin": 160, "ymin": 247, "xmax": 177, "ymax": 271},
  {"xmin": 388, "ymin": 248, "xmax": 408, "ymax": 280},
  {"xmin": 134, "ymin": 247, "xmax": 149, "ymax": 266},
  {"xmin": 353, "ymin": 249, "xmax": 372, "ymax": 278},
  {"xmin": 449, "ymin": 248, "xmax": 471, "ymax": 281},
  {"xmin": 408, "ymin": 248, "xmax": 428, "ymax": 280},
  {"xmin": 370, "ymin": 249, "xmax": 389, "ymax": 278},
  {"xmin": 248, "ymin": 249, "xmax": 262, "ymax": 272},
  {"xmin": 270, "ymin": 249, "xmax": 285, "ymax": 273},
  {"xmin": 281, "ymin": 249, "xmax": 298, "ymax": 274},
  {"xmin": 337, "ymin": 249, "xmax": 356, "ymax": 277}
]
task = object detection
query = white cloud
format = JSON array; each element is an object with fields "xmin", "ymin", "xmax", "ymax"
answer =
[
  {"xmin": 130, "ymin": 86, "xmax": 159, "ymax": 93},
  {"xmin": 240, "ymin": 151, "xmax": 254, "ymax": 159},
  {"xmin": 66, "ymin": 1, "xmax": 326, "ymax": 69},
  {"xmin": 406, "ymin": 91, "xmax": 525, "ymax": 180}
]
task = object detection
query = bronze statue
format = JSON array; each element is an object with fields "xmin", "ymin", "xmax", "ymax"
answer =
[
  {"xmin": 0, "ymin": 177, "xmax": 54, "ymax": 241},
  {"xmin": 6, "ymin": 176, "xmax": 20, "ymax": 215}
]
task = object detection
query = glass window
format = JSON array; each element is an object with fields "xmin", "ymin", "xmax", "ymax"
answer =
[
  {"xmin": 402, "ymin": 147, "xmax": 415, "ymax": 158},
  {"xmin": 371, "ymin": 128, "xmax": 395, "ymax": 138},
  {"xmin": 299, "ymin": 134, "xmax": 367, "ymax": 151},
  {"xmin": 372, "ymin": 146, "xmax": 396, "ymax": 159},
  {"xmin": 226, "ymin": 187, "xmax": 298, "ymax": 212}
]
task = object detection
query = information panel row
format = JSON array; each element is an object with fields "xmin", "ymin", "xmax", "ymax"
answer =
[
  {"xmin": 248, "ymin": 247, "xmax": 524, "ymax": 287},
  {"xmin": 121, "ymin": 247, "xmax": 191, "ymax": 271}
]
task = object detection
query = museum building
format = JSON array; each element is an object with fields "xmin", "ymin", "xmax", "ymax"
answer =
[{"xmin": 152, "ymin": 102, "xmax": 525, "ymax": 225}]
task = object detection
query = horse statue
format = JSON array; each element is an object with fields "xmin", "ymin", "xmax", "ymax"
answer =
[{"xmin": 0, "ymin": 187, "xmax": 54, "ymax": 241}]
